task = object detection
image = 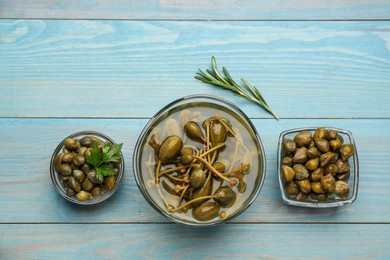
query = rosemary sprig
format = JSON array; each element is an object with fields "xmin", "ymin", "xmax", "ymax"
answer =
[{"xmin": 195, "ymin": 56, "xmax": 279, "ymax": 120}]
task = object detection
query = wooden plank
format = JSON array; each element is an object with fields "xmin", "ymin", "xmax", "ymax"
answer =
[
  {"xmin": 1, "ymin": 1, "xmax": 390, "ymax": 20},
  {"xmin": 0, "ymin": 118, "xmax": 388, "ymax": 223},
  {"xmin": 1, "ymin": 20, "xmax": 390, "ymax": 119},
  {"xmin": 1, "ymin": 224, "xmax": 390, "ymax": 258}
]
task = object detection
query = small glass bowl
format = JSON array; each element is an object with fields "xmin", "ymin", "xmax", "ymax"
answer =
[
  {"xmin": 277, "ymin": 127, "xmax": 359, "ymax": 208},
  {"xmin": 50, "ymin": 131, "xmax": 124, "ymax": 205},
  {"xmin": 133, "ymin": 95, "xmax": 266, "ymax": 227}
]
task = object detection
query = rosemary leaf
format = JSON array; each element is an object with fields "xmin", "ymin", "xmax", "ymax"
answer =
[{"xmin": 195, "ymin": 56, "xmax": 279, "ymax": 120}]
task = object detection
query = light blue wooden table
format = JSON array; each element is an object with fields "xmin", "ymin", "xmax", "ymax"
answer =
[{"xmin": 1, "ymin": 1, "xmax": 390, "ymax": 259}]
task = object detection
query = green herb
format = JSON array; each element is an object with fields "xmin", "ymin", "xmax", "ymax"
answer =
[
  {"xmin": 195, "ymin": 56, "xmax": 279, "ymax": 120},
  {"xmin": 86, "ymin": 142, "xmax": 123, "ymax": 182}
]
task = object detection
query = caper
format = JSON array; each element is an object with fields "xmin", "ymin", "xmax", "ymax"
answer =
[
  {"xmin": 68, "ymin": 177, "xmax": 81, "ymax": 192},
  {"xmin": 296, "ymin": 191, "xmax": 309, "ymax": 201},
  {"xmin": 314, "ymin": 193, "xmax": 328, "ymax": 201},
  {"xmin": 308, "ymin": 140, "xmax": 316, "ymax": 148},
  {"xmin": 296, "ymin": 178, "xmax": 311, "ymax": 193},
  {"xmin": 340, "ymin": 144, "xmax": 355, "ymax": 161},
  {"xmin": 221, "ymin": 118, "xmax": 234, "ymax": 137},
  {"xmin": 59, "ymin": 164, "xmax": 72, "ymax": 176},
  {"xmin": 311, "ymin": 182, "xmax": 325, "ymax": 194},
  {"xmin": 104, "ymin": 176, "xmax": 116, "ymax": 191},
  {"xmin": 81, "ymin": 164, "xmax": 92, "ymax": 174},
  {"xmin": 282, "ymin": 139, "xmax": 296, "ymax": 154},
  {"xmin": 285, "ymin": 182, "xmax": 299, "ymax": 196},
  {"xmin": 73, "ymin": 170, "xmax": 85, "ymax": 182},
  {"xmin": 321, "ymin": 174, "xmax": 335, "ymax": 192},
  {"xmin": 72, "ymin": 154, "xmax": 85, "ymax": 166},
  {"xmin": 181, "ymin": 147, "xmax": 193, "ymax": 157},
  {"xmin": 325, "ymin": 164, "xmax": 339, "ymax": 176},
  {"xmin": 90, "ymin": 136, "xmax": 103, "ymax": 146},
  {"xmin": 307, "ymin": 147, "xmax": 320, "ymax": 159},
  {"xmin": 192, "ymin": 202, "xmax": 220, "ymax": 221},
  {"xmin": 81, "ymin": 179, "xmax": 94, "ymax": 191},
  {"xmin": 238, "ymin": 180, "xmax": 247, "ymax": 193},
  {"xmin": 337, "ymin": 171, "xmax": 350, "ymax": 181},
  {"xmin": 78, "ymin": 147, "xmax": 87, "ymax": 156},
  {"xmin": 84, "ymin": 147, "xmax": 92, "ymax": 157},
  {"xmin": 80, "ymin": 136, "xmax": 93, "ymax": 147},
  {"xmin": 282, "ymin": 165, "xmax": 295, "ymax": 182},
  {"xmin": 320, "ymin": 152, "xmax": 338, "ymax": 167},
  {"xmin": 64, "ymin": 138, "xmax": 78, "ymax": 150},
  {"xmin": 293, "ymin": 147, "xmax": 308, "ymax": 164},
  {"xmin": 333, "ymin": 180, "xmax": 350, "ymax": 195},
  {"xmin": 213, "ymin": 186, "xmax": 236, "ymax": 207},
  {"xmin": 294, "ymin": 131, "xmax": 312, "ymax": 147},
  {"xmin": 329, "ymin": 139, "xmax": 342, "ymax": 152},
  {"xmin": 305, "ymin": 157, "xmax": 319, "ymax": 171},
  {"xmin": 87, "ymin": 170, "xmax": 103, "ymax": 184},
  {"xmin": 335, "ymin": 159, "xmax": 350, "ymax": 174},
  {"xmin": 315, "ymin": 139, "xmax": 330, "ymax": 153},
  {"xmin": 190, "ymin": 169, "xmax": 206, "ymax": 189},
  {"xmin": 209, "ymin": 120, "xmax": 227, "ymax": 146},
  {"xmin": 181, "ymin": 155, "xmax": 194, "ymax": 165},
  {"xmin": 90, "ymin": 186, "xmax": 101, "ymax": 197},
  {"xmin": 192, "ymin": 173, "xmax": 212, "ymax": 207},
  {"xmin": 314, "ymin": 127, "xmax": 327, "ymax": 142},
  {"xmin": 293, "ymin": 164, "xmax": 309, "ymax": 180},
  {"xmin": 282, "ymin": 156, "xmax": 293, "ymax": 167},
  {"xmin": 327, "ymin": 130, "xmax": 338, "ymax": 140},
  {"xmin": 66, "ymin": 187, "xmax": 75, "ymax": 197},
  {"xmin": 76, "ymin": 190, "xmax": 91, "ymax": 201},
  {"xmin": 212, "ymin": 162, "xmax": 226, "ymax": 173},
  {"xmin": 62, "ymin": 153, "xmax": 74, "ymax": 163},
  {"xmin": 311, "ymin": 167, "xmax": 324, "ymax": 182},
  {"xmin": 54, "ymin": 153, "xmax": 64, "ymax": 172},
  {"xmin": 184, "ymin": 121, "xmax": 205, "ymax": 143},
  {"xmin": 158, "ymin": 135, "xmax": 183, "ymax": 164}
]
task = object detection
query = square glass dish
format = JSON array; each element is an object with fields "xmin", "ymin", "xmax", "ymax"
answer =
[{"xmin": 277, "ymin": 127, "xmax": 359, "ymax": 208}]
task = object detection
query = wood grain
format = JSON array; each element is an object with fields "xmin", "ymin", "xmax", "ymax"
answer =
[
  {"xmin": 1, "ymin": 20, "xmax": 390, "ymax": 119},
  {"xmin": 1, "ymin": 224, "xmax": 390, "ymax": 259},
  {"xmin": 0, "ymin": 118, "xmax": 388, "ymax": 223},
  {"xmin": 1, "ymin": 1, "xmax": 390, "ymax": 20}
]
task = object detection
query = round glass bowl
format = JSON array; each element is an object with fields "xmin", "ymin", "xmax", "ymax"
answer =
[
  {"xmin": 277, "ymin": 127, "xmax": 359, "ymax": 208},
  {"xmin": 50, "ymin": 131, "xmax": 124, "ymax": 205},
  {"xmin": 133, "ymin": 95, "xmax": 266, "ymax": 227}
]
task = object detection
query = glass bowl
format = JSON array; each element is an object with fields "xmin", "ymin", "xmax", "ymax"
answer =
[
  {"xmin": 50, "ymin": 131, "xmax": 124, "ymax": 205},
  {"xmin": 277, "ymin": 127, "xmax": 359, "ymax": 208},
  {"xmin": 133, "ymin": 95, "xmax": 266, "ymax": 227}
]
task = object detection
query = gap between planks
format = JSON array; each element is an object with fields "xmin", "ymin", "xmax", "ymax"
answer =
[
  {"xmin": 1, "ymin": 117, "xmax": 390, "ymax": 120},
  {"xmin": 1, "ymin": 222, "xmax": 389, "ymax": 225},
  {"xmin": 1, "ymin": 18, "xmax": 390, "ymax": 22}
]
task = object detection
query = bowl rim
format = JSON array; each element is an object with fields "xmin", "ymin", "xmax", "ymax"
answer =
[
  {"xmin": 277, "ymin": 127, "xmax": 359, "ymax": 208},
  {"xmin": 133, "ymin": 94, "xmax": 266, "ymax": 226},
  {"xmin": 50, "ymin": 130, "xmax": 125, "ymax": 205}
]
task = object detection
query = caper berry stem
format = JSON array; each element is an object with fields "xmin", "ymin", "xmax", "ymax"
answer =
[
  {"xmin": 155, "ymin": 160, "xmax": 162, "ymax": 184},
  {"xmin": 205, "ymin": 120, "xmax": 211, "ymax": 163},
  {"xmin": 199, "ymin": 143, "xmax": 226, "ymax": 158},
  {"xmin": 164, "ymin": 174, "xmax": 187, "ymax": 183},
  {"xmin": 215, "ymin": 114, "xmax": 236, "ymax": 137},
  {"xmin": 169, "ymin": 195, "xmax": 216, "ymax": 213},
  {"xmin": 178, "ymin": 184, "xmax": 190, "ymax": 206},
  {"xmin": 158, "ymin": 164, "xmax": 199, "ymax": 177},
  {"xmin": 194, "ymin": 155, "xmax": 236, "ymax": 186}
]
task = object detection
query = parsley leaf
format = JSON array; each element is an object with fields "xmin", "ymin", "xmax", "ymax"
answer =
[{"xmin": 86, "ymin": 142, "xmax": 123, "ymax": 182}]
